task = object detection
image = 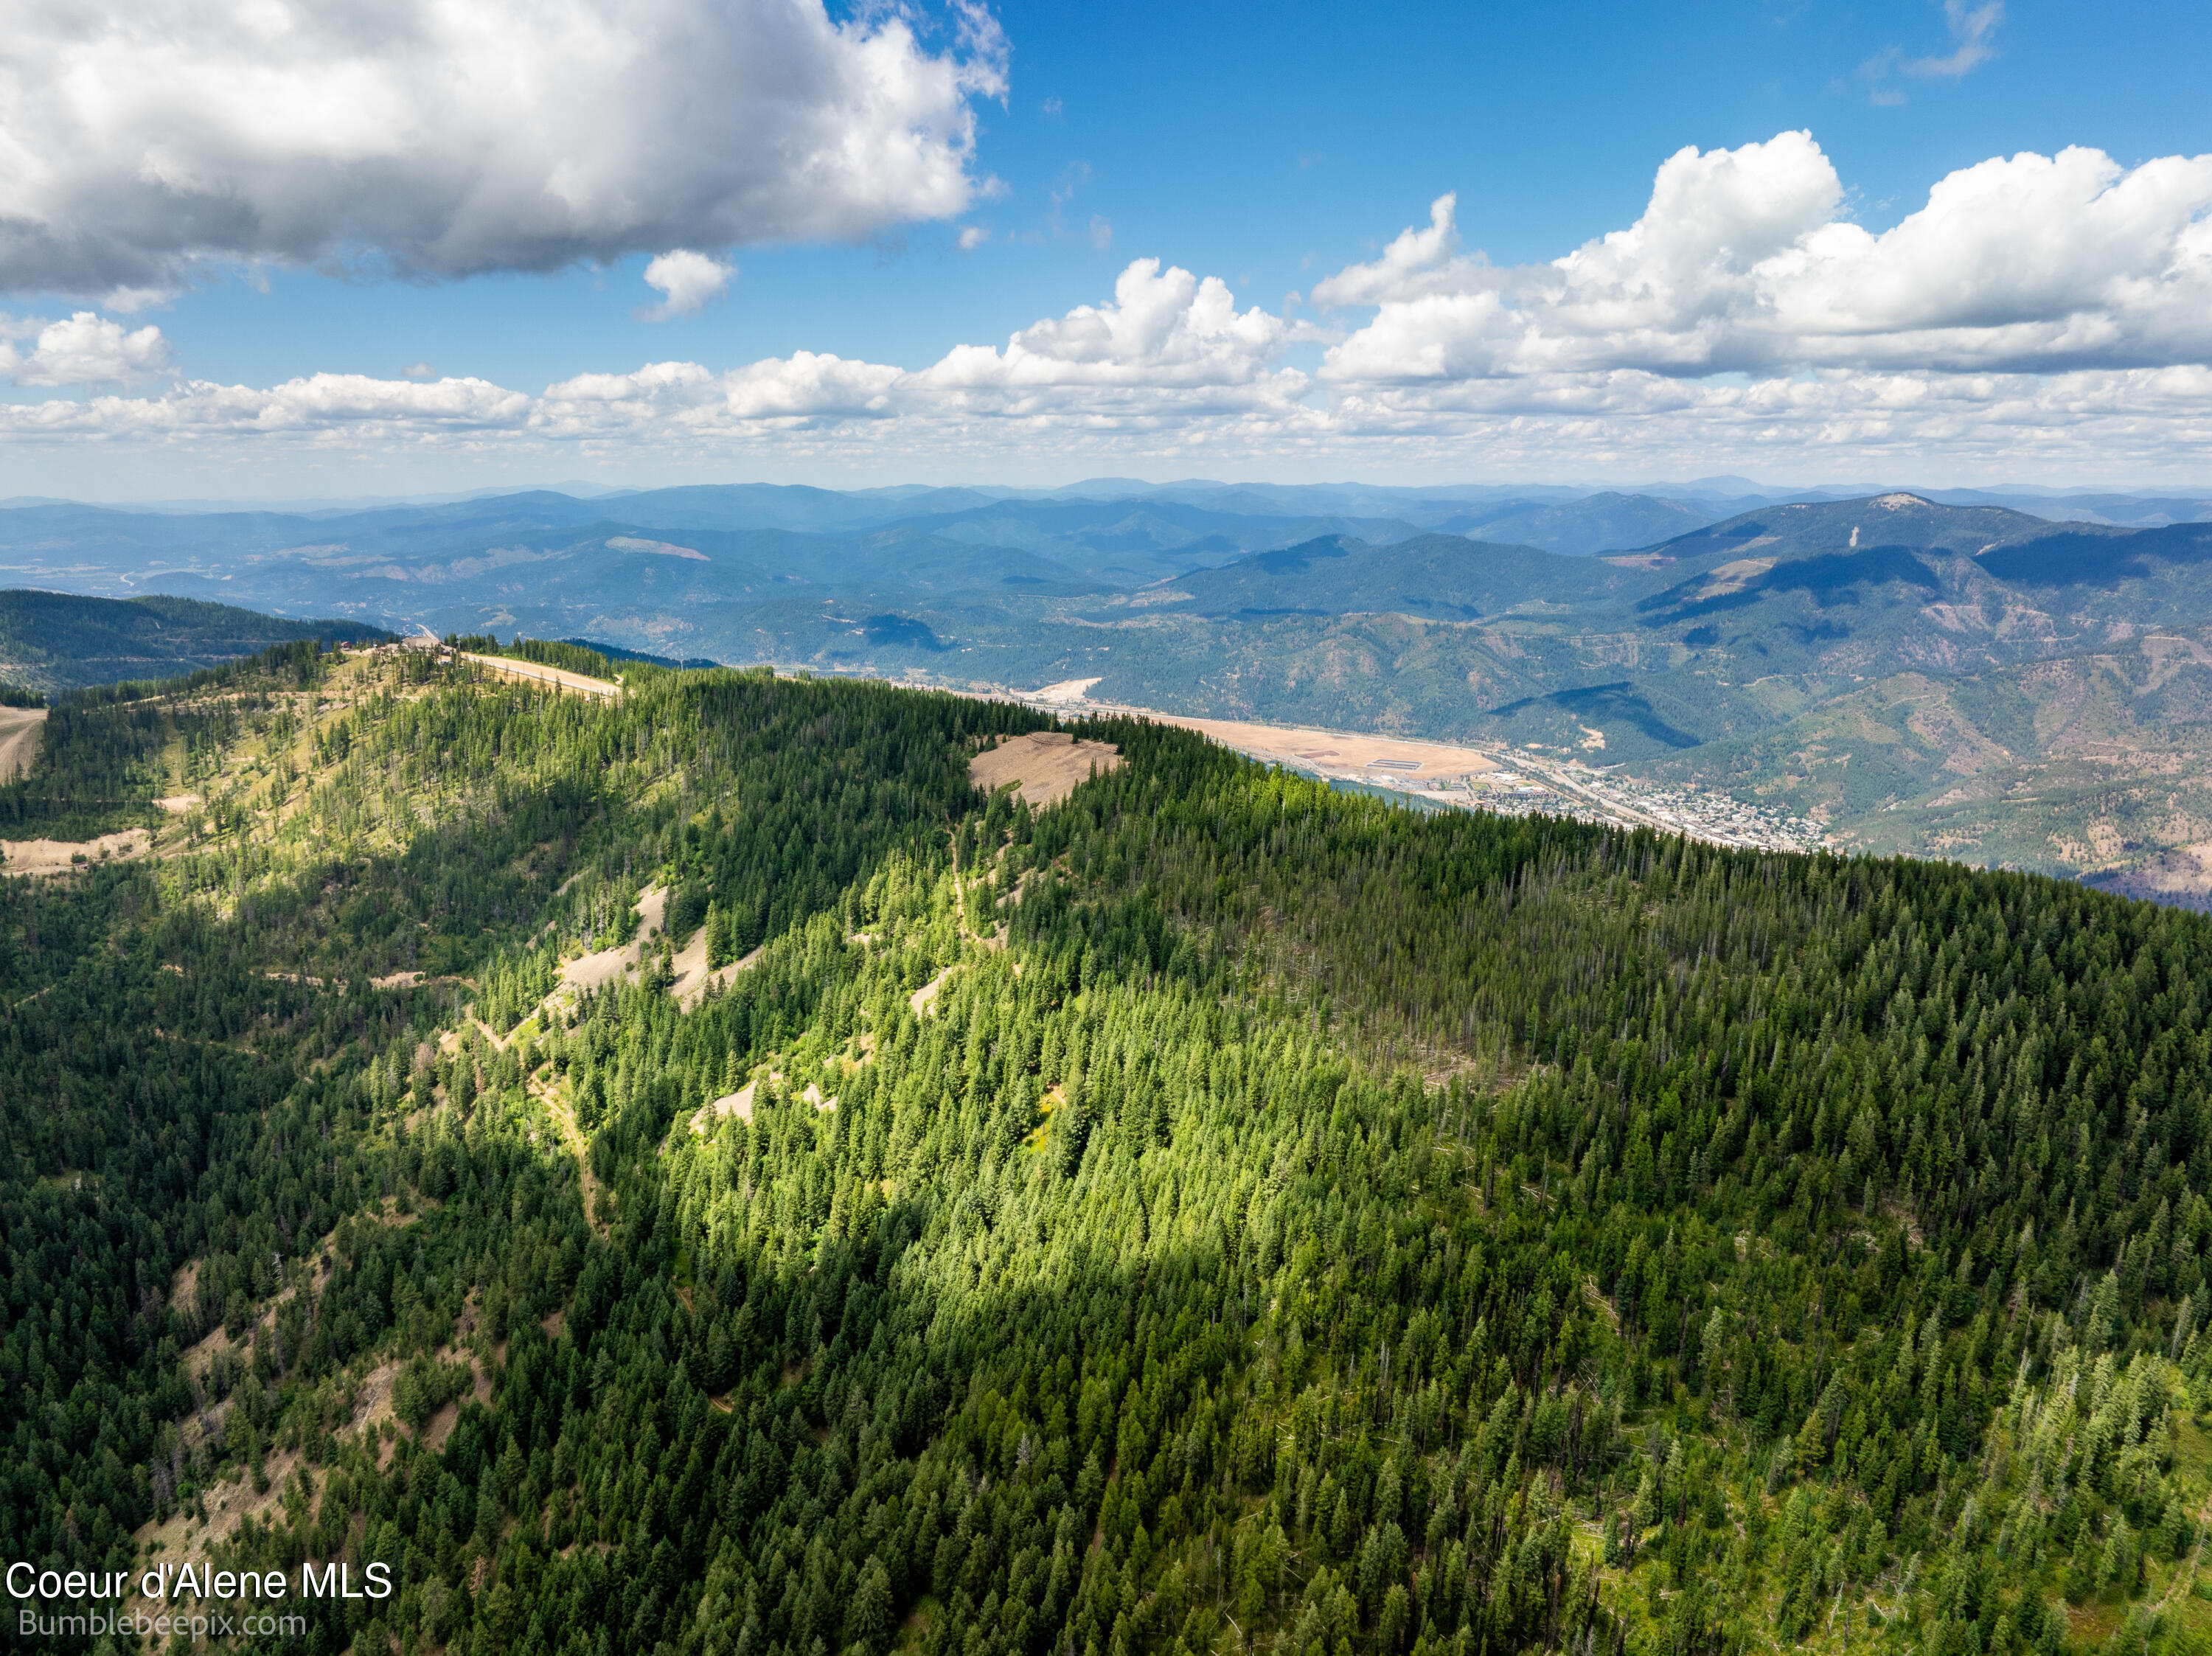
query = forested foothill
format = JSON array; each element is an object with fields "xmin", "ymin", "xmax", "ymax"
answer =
[
  {"xmin": 0, "ymin": 588, "xmax": 394, "ymax": 697},
  {"xmin": 5, "ymin": 639, "xmax": 2212, "ymax": 1656}
]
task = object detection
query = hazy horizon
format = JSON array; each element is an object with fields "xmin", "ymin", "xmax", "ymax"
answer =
[{"xmin": 10, "ymin": 474, "xmax": 2212, "ymax": 515}]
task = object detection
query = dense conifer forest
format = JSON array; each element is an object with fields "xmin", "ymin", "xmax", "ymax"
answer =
[{"xmin": 6, "ymin": 641, "xmax": 2212, "ymax": 1656}]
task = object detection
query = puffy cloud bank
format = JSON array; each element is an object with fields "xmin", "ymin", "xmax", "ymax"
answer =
[
  {"xmin": 9, "ymin": 133, "xmax": 2212, "ymax": 478},
  {"xmin": 1, "ymin": 313, "xmax": 171, "ymax": 385},
  {"xmin": 0, "ymin": 0, "xmax": 1006, "ymax": 294},
  {"xmin": 1318, "ymin": 133, "xmax": 2212, "ymax": 378}
]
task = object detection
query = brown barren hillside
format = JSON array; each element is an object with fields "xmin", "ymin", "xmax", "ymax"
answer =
[
  {"xmin": 0, "ymin": 706, "xmax": 43, "ymax": 782},
  {"xmin": 969, "ymin": 731, "xmax": 1122, "ymax": 807}
]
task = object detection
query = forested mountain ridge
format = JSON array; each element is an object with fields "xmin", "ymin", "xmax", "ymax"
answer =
[
  {"xmin": 0, "ymin": 588, "xmax": 394, "ymax": 695},
  {"xmin": 1645, "ymin": 492, "xmax": 2058, "ymax": 562},
  {"xmin": 7, "ymin": 644, "xmax": 2212, "ymax": 1655}
]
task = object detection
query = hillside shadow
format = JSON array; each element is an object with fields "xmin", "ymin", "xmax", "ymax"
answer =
[
  {"xmin": 1975, "ymin": 523, "xmax": 2212, "ymax": 588},
  {"xmin": 862, "ymin": 614, "xmax": 951, "ymax": 652},
  {"xmin": 1482, "ymin": 681, "xmax": 1702, "ymax": 748},
  {"xmin": 1637, "ymin": 546, "xmax": 1938, "ymax": 625}
]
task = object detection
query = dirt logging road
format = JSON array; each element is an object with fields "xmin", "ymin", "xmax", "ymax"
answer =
[{"xmin": 459, "ymin": 653, "xmax": 620, "ymax": 700}]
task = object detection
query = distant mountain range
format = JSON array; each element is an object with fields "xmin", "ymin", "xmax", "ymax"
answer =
[{"xmin": 9, "ymin": 479, "xmax": 2212, "ymax": 893}]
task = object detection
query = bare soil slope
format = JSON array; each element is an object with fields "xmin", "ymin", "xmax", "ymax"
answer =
[
  {"xmin": 1153, "ymin": 713, "xmax": 1500, "ymax": 782},
  {"xmin": 0, "ymin": 706, "xmax": 43, "ymax": 781},
  {"xmin": 459, "ymin": 652, "xmax": 621, "ymax": 700},
  {"xmin": 0, "ymin": 827, "xmax": 150, "ymax": 875},
  {"xmin": 970, "ymin": 731, "xmax": 1123, "ymax": 807}
]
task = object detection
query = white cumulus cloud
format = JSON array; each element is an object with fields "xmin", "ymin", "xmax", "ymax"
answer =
[
  {"xmin": 1319, "ymin": 133, "xmax": 2212, "ymax": 381},
  {"xmin": 639, "ymin": 251, "xmax": 736, "ymax": 320},
  {"xmin": 1310, "ymin": 193, "xmax": 1484, "ymax": 308},
  {"xmin": 0, "ymin": 0, "xmax": 1008, "ymax": 295},
  {"xmin": 915, "ymin": 258, "xmax": 1312, "ymax": 422},
  {"xmin": 1, "ymin": 312, "xmax": 172, "ymax": 384}
]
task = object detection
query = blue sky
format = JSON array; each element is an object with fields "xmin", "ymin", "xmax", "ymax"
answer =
[{"xmin": 1, "ymin": 0, "xmax": 2210, "ymax": 495}]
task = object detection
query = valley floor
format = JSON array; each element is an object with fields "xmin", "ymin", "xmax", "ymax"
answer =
[{"xmin": 998, "ymin": 680, "xmax": 1832, "ymax": 855}]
